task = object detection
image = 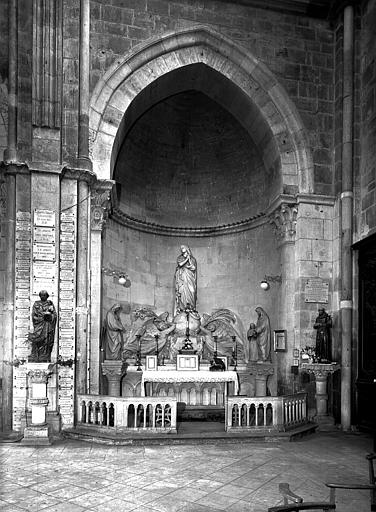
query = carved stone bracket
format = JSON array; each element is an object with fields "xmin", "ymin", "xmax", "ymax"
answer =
[
  {"xmin": 269, "ymin": 203, "xmax": 298, "ymax": 244},
  {"xmin": 91, "ymin": 180, "xmax": 115, "ymax": 231},
  {"xmin": 301, "ymin": 362, "xmax": 340, "ymax": 379},
  {"xmin": 27, "ymin": 368, "xmax": 52, "ymax": 384}
]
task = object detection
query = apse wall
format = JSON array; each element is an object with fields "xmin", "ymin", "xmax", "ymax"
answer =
[{"xmin": 102, "ymin": 219, "xmax": 280, "ymax": 341}]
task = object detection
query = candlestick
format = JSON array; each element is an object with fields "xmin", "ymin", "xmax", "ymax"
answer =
[
  {"xmin": 135, "ymin": 335, "xmax": 142, "ymax": 371},
  {"xmin": 154, "ymin": 334, "xmax": 159, "ymax": 361},
  {"xmin": 232, "ymin": 335, "xmax": 237, "ymax": 371}
]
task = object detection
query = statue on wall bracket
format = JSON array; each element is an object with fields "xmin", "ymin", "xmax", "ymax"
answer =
[
  {"xmin": 28, "ymin": 290, "xmax": 57, "ymax": 363},
  {"xmin": 313, "ymin": 307, "xmax": 332, "ymax": 363}
]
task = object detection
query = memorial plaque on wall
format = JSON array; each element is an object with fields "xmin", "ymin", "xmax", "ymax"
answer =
[
  {"xmin": 304, "ymin": 278, "xmax": 329, "ymax": 303},
  {"xmin": 58, "ymin": 210, "xmax": 77, "ymax": 427},
  {"xmin": 34, "ymin": 209, "xmax": 55, "ymax": 227},
  {"xmin": 13, "ymin": 212, "xmax": 31, "ymax": 430}
]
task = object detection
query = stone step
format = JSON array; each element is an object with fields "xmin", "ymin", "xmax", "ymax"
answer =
[{"xmin": 62, "ymin": 421, "xmax": 318, "ymax": 446}]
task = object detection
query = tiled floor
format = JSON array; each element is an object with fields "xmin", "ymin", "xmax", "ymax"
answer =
[{"xmin": 0, "ymin": 429, "xmax": 374, "ymax": 511}]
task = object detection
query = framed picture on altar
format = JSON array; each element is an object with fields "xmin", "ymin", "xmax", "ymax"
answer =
[
  {"xmin": 177, "ymin": 354, "xmax": 199, "ymax": 371},
  {"xmin": 274, "ymin": 330, "xmax": 287, "ymax": 352},
  {"xmin": 146, "ymin": 355, "xmax": 158, "ymax": 370}
]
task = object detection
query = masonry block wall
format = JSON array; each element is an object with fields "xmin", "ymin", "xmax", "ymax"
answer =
[
  {"xmin": 88, "ymin": 0, "xmax": 335, "ymax": 194},
  {"xmin": 359, "ymin": 0, "xmax": 376, "ymax": 237}
]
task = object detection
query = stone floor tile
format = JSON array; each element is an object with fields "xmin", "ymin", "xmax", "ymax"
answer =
[
  {"xmin": 9, "ymin": 495, "xmax": 61, "ymax": 511},
  {"xmin": 145, "ymin": 495, "xmax": 191, "ymax": 512},
  {"xmin": 45, "ymin": 484, "xmax": 89, "ymax": 500},
  {"xmin": 164, "ymin": 486, "xmax": 209, "ymax": 502},
  {"xmin": 142, "ymin": 480, "xmax": 184, "ymax": 495},
  {"xmin": 215, "ymin": 483, "xmax": 253, "ymax": 499},
  {"xmin": 179, "ymin": 504, "xmax": 222, "ymax": 512},
  {"xmin": 188, "ymin": 478, "xmax": 224, "ymax": 492},
  {"xmin": 67, "ymin": 490, "xmax": 114, "ymax": 508},
  {"xmin": 195, "ymin": 491, "xmax": 241, "ymax": 510},
  {"xmin": 89, "ymin": 498, "xmax": 138, "ymax": 511}
]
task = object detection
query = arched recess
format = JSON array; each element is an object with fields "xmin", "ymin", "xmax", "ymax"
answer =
[{"xmin": 89, "ymin": 26, "xmax": 313, "ymax": 195}]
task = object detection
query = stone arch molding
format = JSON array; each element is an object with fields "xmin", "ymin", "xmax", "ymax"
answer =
[{"xmin": 90, "ymin": 26, "xmax": 314, "ymax": 194}]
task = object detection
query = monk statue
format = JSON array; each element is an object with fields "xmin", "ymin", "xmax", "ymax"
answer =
[
  {"xmin": 254, "ymin": 306, "xmax": 271, "ymax": 362},
  {"xmin": 28, "ymin": 290, "xmax": 57, "ymax": 363},
  {"xmin": 313, "ymin": 307, "xmax": 332, "ymax": 363},
  {"xmin": 174, "ymin": 245, "xmax": 197, "ymax": 315},
  {"xmin": 102, "ymin": 304, "xmax": 126, "ymax": 360}
]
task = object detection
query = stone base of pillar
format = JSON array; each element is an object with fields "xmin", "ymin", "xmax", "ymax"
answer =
[{"xmin": 21, "ymin": 425, "xmax": 52, "ymax": 445}]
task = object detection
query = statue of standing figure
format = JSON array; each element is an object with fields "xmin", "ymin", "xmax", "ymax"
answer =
[
  {"xmin": 102, "ymin": 304, "xmax": 126, "ymax": 360},
  {"xmin": 313, "ymin": 307, "xmax": 332, "ymax": 363},
  {"xmin": 248, "ymin": 307, "xmax": 271, "ymax": 362},
  {"xmin": 174, "ymin": 245, "xmax": 197, "ymax": 315},
  {"xmin": 28, "ymin": 290, "xmax": 57, "ymax": 362}
]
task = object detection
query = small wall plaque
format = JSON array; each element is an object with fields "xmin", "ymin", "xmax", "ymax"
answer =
[{"xmin": 274, "ymin": 330, "xmax": 287, "ymax": 352}]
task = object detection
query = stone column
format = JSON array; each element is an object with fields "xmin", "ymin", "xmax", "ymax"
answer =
[
  {"xmin": 249, "ymin": 363, "xmax": 275, "ymax": 397},
  {"xmin": 22, "ymin": 363, "xmax": 53, "ymax": 445},
  {"xmin": 101, "ymin": 361, "xmax": 126, "ymax": 397},
  {"xmin": 301, "ymin": 362, "xmax": 340, "ymax": 428},
  {"xmin": 1, "ymin": 169, "xmax": 16, "ymax": 431},
  {"xmin": 89, "ymin": 181, "xmax": 114, "ymax": 394},
  {"xmin": 270, "ymin": 203, "xmax": 298, "ymax": 392}
]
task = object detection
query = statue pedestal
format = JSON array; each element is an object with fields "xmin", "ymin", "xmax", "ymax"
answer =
[
  {"xmin": 21, "ymin": 363, "xmax": 53, "ymax": 446},
  {"xmin": 101, "ymin": 360, "xmax": 126, "ymax": 396},
  {"xmin": 249, "ymin": 363, "xmax": 274, "ymax": 397},
  {"xmin": 301, "ymin": 362, "xmax": 340, "ymax": 427}
]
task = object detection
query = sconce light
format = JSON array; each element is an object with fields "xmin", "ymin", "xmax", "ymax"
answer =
[
  {"xmin": 118, "ymin": 274, "xmax": 131, "ymax": 288},
  {"xmin": 102, "ymin": 268, "xmax": 131, "ymax": 288},
  {"xmin": 260, "ymin": 274, "xmax": 282, "ymax": 290}
]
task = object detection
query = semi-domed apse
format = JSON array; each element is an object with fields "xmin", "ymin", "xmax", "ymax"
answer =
[{"xmin": 112, "ymin": 64, "xmax": 282, "ymax": 230}]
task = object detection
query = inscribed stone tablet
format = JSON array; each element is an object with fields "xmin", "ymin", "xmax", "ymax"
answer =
[{"xmin": 304, "ymin": 278, "xmax": 329, "ymax": 303}]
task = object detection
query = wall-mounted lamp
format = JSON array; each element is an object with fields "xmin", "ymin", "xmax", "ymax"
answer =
[
  {"xmin": 102, "ymin": 268, "xmax": 131, "ymax": 287},
  {"xmin": 260, "ymin": 274, "xmax": 282, "ymax": 290}
]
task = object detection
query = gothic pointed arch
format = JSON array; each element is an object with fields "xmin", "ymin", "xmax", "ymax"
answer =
[{"xmin": 89, "ymin": 26, "xmax": 313, "ymax": 195}]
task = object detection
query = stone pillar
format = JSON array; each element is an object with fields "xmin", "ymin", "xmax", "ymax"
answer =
[
  {"xmin": 250, "ymin": 363, "xmax": 274, "ymax": 397},
  {"xmin": 22, "ymin": 364, "xmax": 52, "ymax": 445},
  {"xmin": 89, "ymin": 180, "xmax": 114, "ymax": 394},
  {"xmin": 301, "ymin": 362, "xmax": 340, "ymax": 428},
  {"xmin": 1, "ymin": 169, "xmax": 16, "ymax": 431},
  {"xmin": 101, "ymin": 361, "xmax": 126, "ymax": 397},
  {"xmin": 270, "ymin": 203, "xmax": 298, "ymax": 392},
  {"xmin": 77, "ymin": 0, "xmax": 91, "ymax": 170}
]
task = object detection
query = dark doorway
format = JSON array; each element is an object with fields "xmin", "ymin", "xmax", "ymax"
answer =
[{"xmin": 356, "ymin": 234, "xmax": 376, "ymax": 440}]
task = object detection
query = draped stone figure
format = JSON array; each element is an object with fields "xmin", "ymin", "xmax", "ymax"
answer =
[
  {"xmin": 174, "ymin": 245, "xmax": 197, "ymax": 315},
  {"xmin": 313, "ymin": 307, "xmax": 332, "ymax": 363},
  {"xmin": 254, "ymin": 307, "xmax": 271, "ymax": 362},
  {"xmin": 28, "ymin": 290, "xmax": 57, "ymax": 362},
  {"xmin": 247, "ymin": 322, "xmax": 259, "ymax": 362},
  {"xmin": 102, "ymin": 304, "xmax": 126, "ymax": 360}
]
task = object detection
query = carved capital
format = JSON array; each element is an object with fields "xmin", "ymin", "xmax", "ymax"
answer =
[
  {"xmin": 91, "ymin": 180, "xmax": 115, "ymax": 231},
  {"xmin": 301, "ymin": 362, "xmax": 340, "ymax": 378},
  {"xmin": 27, "ymin": 368, "xmax": 51, "ymax": 383},
  {"xmin": 101, "ymin": 360, "xmax": 126, "ymax": 380},
  {"xmin": 269, "ymin": 203, "xmax": 298, "ymax": 243},
  {"xmin": 248, "ymin": 363, "xmax": 275, "ymax": 378}
]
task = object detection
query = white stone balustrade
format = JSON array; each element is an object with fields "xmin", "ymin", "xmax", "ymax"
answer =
[
  {"xmin": 77, "ymin": 394, "xmax": 177, "ymax": 433},
  {"xmin": 226, "ymin": 392, "xmax": 307, "ymax": 432}
]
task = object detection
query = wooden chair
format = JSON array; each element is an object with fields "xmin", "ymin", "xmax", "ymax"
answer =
[
  {"xmin": 268, "ymin": 453, "xmax": 376, "ymax": 512},
  {"xmin": 267, "ymin": 483, "xmax": 335, "ymax": 511},
  {"xmin": 326, "ymin": 453, "xmax": 376, "ymax": 511}
]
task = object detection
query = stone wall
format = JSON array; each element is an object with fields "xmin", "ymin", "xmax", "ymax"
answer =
[
  {"xmin": 358, "ymin": 0, "xmax": 376, "ymax": 238},
  {"xmin": 88, "ymin": 0, "xmax": 334, "ymax": 193}
]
